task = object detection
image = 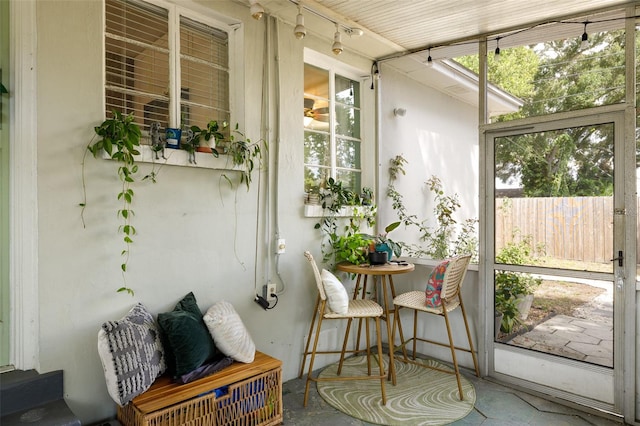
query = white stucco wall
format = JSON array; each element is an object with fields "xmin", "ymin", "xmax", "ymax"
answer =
[
  {"xmin": 376, "ymin": 64, "xmax": 479, "ymax": 253},
  {"xmin": 31, "ymin": 1, "xmax": 377, "ymax": 422},
  {"xmin": 29, "ymin": 1, "xmax": 480, "ymax": 423}
]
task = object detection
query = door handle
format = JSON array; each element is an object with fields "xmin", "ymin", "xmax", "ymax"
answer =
[{"xmin": 610, "ymin": 250, "xmax": 623, "ymax": 267}]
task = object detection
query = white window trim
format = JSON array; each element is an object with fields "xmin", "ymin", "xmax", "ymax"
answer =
[
  {"xmin": 303, "ymin": 48, "xmax": 365, "ymax": 190},
  {"xmin": 103, "ymin": 0, "xmax": 245, "ymax": 170}
]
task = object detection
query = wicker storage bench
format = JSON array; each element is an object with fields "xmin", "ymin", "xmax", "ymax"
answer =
[{"xmin": 117, "ymin": 351, "xmax": 282, "ymax": 426}]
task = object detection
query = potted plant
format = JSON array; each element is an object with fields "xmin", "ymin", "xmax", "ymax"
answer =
[
  {"xmin": 332, "ymin": 233, "xmax": 373, "ymax": 266},
  {"xmin": 224, "ymin": 123, "xmax": 264, "ymax": 191},
  {"xmin": 494, "ymin": 234, "xmax": 543, "ymax": 334},
  {"xmin": 190, "ymin": 120, "xmax": 226, "ymax": 155},
  {"xmin": 361, "ymin": 221, "xmax": 402, "ymax": 261},
  {"xmin": 82, "ymin": 110, "xmax": 142, "ymax": 295}
]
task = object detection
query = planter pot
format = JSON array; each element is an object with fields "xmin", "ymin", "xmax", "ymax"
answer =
[
  {"xmin": 306, "ymin": 193, "xmax": 320, "ymax": 205},
  {"xmin": 368, "ymin": 251, "xmax": 387, "ymax": 265},
  {"xmin": 196, "ymin": 146, "xmax": 213, "ymax": 153},
  {"xmin": 375, "ymin": 243, "xmax": 393, "ymax": 261},
  {"xmin": 495, "ymin": 312, "xmax": 504, "ymax": 339},
  {"xmin": 166, "ymin": 128, "xmax": 181, "ymax": 149},
  {"xmin": 516, "ymin": 294, "xmax": 535, "ymax": 320}
]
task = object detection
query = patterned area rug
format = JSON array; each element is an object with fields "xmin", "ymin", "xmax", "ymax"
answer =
[{"xmin": 317, "ymin": 355, "xmax": 475, "ymax": 426}]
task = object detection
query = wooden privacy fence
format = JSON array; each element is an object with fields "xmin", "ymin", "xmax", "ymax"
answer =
[{"xmin": 494, "ymin": 196, "xmax": 624, "ymax": 265}]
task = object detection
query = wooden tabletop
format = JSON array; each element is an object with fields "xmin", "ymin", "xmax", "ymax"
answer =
[{"xmin": 336, "ymin": 262, "xmax": 415, "ymax": 275}]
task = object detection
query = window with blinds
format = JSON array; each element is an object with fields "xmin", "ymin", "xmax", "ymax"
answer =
[{"xmin": 105, "ymin": 0, "xmax": 230, "ymax": 139}]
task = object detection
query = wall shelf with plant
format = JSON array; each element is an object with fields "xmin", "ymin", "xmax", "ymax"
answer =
[{"xmin": 81, "ymin": 112, "xmax": 265, "ymax": 295}]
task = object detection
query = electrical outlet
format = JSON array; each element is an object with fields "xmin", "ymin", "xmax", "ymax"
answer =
[{"xmin": 264, "ymin": 283, "xmax": 277, "ymax": 302}]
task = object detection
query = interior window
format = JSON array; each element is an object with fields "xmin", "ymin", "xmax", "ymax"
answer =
[
  {"xmin": 304, "ymin": 63, "xmax": 362, "ymax": 195},
  {"xmin": 105, "ymin": 0, "xmax": 230, "ymax": 136}
]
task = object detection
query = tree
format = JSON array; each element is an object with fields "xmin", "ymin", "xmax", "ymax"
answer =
[{"xmin": 458, "ymin": 29, "xmax": 629, "ymax": 197}]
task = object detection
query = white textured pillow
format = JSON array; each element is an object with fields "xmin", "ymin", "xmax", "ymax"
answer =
[
  {"xmin": 321, "ymin": 269, "xmax": 349, "ymax": 314},
  {"xmin": 203, "ymin": 301, "xmax": 256, "ymax": 363}
]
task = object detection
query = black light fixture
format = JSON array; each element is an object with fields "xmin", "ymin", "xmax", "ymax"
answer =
[
  {"xmin": 581, "ymin": 21, "xmax": 589, "ymax": 49},
  {"xmin": 494, "ymin": 37, "xmax": 501, "ymax": 62},
  {"xmin": 425, "ymin": 47, "xmax": 433, "ymax": 67},
  {"xmin": 370, "ymin": 62, "xmax": 379, "ymax": 90}
]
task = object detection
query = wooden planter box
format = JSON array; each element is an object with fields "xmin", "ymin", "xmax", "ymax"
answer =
[{"xmin": 117, "ymin": 351, "xmax": 282, "ymax": 426}]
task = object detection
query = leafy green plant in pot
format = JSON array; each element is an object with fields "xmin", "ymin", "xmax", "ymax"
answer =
[
  {"xmin": 494, "ymin": 234, "xmax": 543, "ymax": 334},
  {"xmin": 81, "ymin": 110, "xmax": 142, "ymax": 295},
  {"xmin": 361, "ymin": 221, "xmax": 402, "ymax": 262},
  {"xmin": 190, "ymin": 119, "xmax": 225, "ymax": 156},
  {"xmin": 222, "ymin": 123, "xmax": 264, "ymax": 191}
]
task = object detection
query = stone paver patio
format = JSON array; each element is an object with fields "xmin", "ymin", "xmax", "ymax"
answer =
[{"xmin": 507, "ymin": 289, "xmax": 614, "ymax": 367}]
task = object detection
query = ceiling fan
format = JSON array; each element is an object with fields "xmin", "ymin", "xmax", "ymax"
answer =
[{"xmin": 304, "ymin": 98, "xmax": 329, "ymax": 128}]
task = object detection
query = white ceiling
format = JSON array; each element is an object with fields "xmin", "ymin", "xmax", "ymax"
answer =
[
  {"xmin": 262, "ymin": 0, "xmax": 636, "ymax": 59},
  {"xmin": 259, "ymin": 0, "xmax": 638, "ymax": 110}
]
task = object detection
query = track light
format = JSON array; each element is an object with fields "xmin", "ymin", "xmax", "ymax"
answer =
[
  {"xmin": 293, "ymin": 4, "xmax": 306, "ymax": 39},
  {"xmin": 344, "ymin": 27, "xmax": 364, "ymax": 37},
  {"xmin": 494, "ymin": 37, "xmax": 501, "ymax": 62},
  {"xmin": 249, "ymin": 0, "xmax": 264, "ymax": 20},
  {"xmin": 331, "ymin": 23, "xmax": 343, "ymax": 55},
  {"xmin": 581, "ymin": 22, "xmax": 589, "ymax": 49},
  {"xmin": 425, "ymin": 48, "xmax": 433, "ymax": 67}
]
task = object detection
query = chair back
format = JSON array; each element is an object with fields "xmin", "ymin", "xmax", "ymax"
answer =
[
  {"xmin": 440, "ymin": 254, "xmax": 472, "ymax": 302},
  {"xmin": 304, "ymin": 251, "xmax": 326, "ymax": 301}
]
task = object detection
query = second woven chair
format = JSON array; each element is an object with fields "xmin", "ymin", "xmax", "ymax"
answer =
[
  {"xmin": 300, "ymin": 251, "xmax": 387, "ymax": 407},
  {"xmin": 393, "ymin": 254, "xmax": 479, "ymax": 400}
]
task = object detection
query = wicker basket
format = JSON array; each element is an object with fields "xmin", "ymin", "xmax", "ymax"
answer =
[{"xmin": 117, "ymin": 353, "xmax": 282, "ymax": 426}]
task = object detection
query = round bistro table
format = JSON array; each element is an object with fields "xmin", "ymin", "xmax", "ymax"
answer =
[{"xmin": 335, "ymin": 261, "xmax": 415, "ymax": 385}]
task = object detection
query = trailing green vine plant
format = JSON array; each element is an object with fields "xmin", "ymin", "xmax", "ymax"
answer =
[
  {"xmin": 81, "ymin": 110, "xmax": 141, "ymax": 295},
  {"xmin": 224, "ymin": 123, "xmax": 264, "ymax": 191},
  {"xmin": 386, "ymin": 154, "xmax": 479, "ymax": 261},
  {"xmin": 313, "ymin": 177, "xmax": 376, "ymax": 266}
]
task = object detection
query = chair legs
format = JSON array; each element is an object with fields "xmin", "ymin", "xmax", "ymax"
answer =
[
  {"xmin": 393, "ymin": 301, "xmax": 479, "ymax": 401},
  {"xmin": 298, "ymin": 295, "xmax": 321, "ymax": 379},
  {"xmin": 302, "ymin": 314, "xmax": 386, "ymax": 407}
]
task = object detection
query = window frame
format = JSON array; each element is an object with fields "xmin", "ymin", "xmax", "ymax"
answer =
[
  {"xmin": 304, "ymin": 49, "xmax": 365, "ymax": 195},
  {"xmin": 103, "ymin": 0, "xmax": 244, "ymax": 132}
]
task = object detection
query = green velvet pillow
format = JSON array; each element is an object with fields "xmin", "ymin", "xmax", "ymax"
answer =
[{"xmin": 157, "ymin": 292, "xmax": 220, "ymax": 377}]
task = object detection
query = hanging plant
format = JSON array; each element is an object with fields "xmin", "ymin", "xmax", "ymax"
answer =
[
  {"xmin": 81, "ymin": 110, "xmax": 141, "ymax": 295},
  {"xmin": 223, "ymin": 123, "xmax": 264, "ymax": 191}
]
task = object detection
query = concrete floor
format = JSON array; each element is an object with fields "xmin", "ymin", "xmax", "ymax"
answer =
[{"xmin": 283, "ymin": 367, "xmax": 624, "ymax": 425}]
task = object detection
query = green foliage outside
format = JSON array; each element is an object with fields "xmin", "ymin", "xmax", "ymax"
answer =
[
  {"xmin": 457, "ymin": 29, "xmax": 633, "ymax": 197},
  {"xmin": 495, "ymin": 233, "xmax": 544, "ymax": 334}
]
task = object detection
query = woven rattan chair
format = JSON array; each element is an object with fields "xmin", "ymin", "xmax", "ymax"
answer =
[
  {"xmin": 393, "ymin": 254, "xmax": 479, "ymax": 400},
  {"xmin": 300, "ymin": 251, "xmax": 387, "ymax": 407}
]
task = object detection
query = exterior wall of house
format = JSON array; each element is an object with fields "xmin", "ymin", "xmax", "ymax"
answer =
[
  {"xmin": 377, "ymin": 64, "xmax": 479, "ymax": 253},
  {"xmin": 30, "ymin": 1, "xmax": 480, "ymax": 422},
  {"xmin": 376, "ymin": 63, "xmax": 481, "ymax": 367}
]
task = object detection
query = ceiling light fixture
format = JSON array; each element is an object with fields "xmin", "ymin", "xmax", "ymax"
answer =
[
  {"xmin": 344, "ymin": 27, "xmax": 364, "ymax": 37},
  {"xmin": 293, "ymin": 4, "xmax": 306, "ymax": 39},
  {"xmin": 425, "ymin": 47, "xmax": 433, "ymax": 67},
  {"xmin": 370, "ymin": 62, "xmax": 380, "ymax": 90},
  {"xmin": 494, "ymin": 37, "xmax": 501, "ymax": 62},
  {"xmin": 332, "ymin": 23, "xmax": 343, "ymax": 55},
  {"xmin": 249, "ymin": 0, "xmax": 264, "ymax": 20},
  {"xmin": 581, "ymin": 21, "xmax": 589, "ymax": 49}
]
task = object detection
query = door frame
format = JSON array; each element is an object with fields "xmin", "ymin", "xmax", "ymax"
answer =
[
  {"xmin": 7, "ymin": 0, "xmax": 39, "ymax": 371},
  {"xmin": 479, "ymin": 104, "xmax": 634, "ymax": 417}
]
